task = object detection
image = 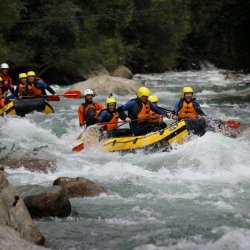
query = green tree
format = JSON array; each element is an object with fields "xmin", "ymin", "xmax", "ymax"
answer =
[
  {"xmin": 124, "ymin": 0, "xmax": 191, "ymax": 72},
  {"xmin": 187, "ymin": 0, "xmax": 250, "ymax": 71},
  {"xmin": 0, "ymin": 0, "xmax": 27, "ymax": 64},
  {"xmin": 74, "ymin": 0, "xmax": 134, "ymax": 72}
]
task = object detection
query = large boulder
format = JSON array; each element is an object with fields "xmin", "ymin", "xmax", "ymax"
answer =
[
  {"xmin": 70, "ymin": 75, "xmax": 143, "ymax": 96},
  {"xmin": 53, "ymin": 177, "xmax": 108, "ymax": 198},
  {"xmin": 0, "ymin": 159, "xmax": 56, "ymax": 173},
  {"xmin": 17, "ymin": 185, "xmax": 71, "ymax": 218},
  {"xmin": 0, "ymin": 225, "xmax": 49, "ymax": 250},
  {"xmin": 111, "ymin": 65, "xmax": 133, "ymax": 79},
  {"xmin": 0, "ymin": 171, "xmax": 45, "ymax": 245},
  {"xmin": 81, "ymin": 65, "xmax": 110, "ymax": 79}
]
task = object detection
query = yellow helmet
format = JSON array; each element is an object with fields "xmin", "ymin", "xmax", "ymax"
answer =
[
  {"xmin": 182, "ymin": 86, "xmax": 193, "ymax": 96},
  {"xmin": 148, "ymin": 95, "xmax": 158, "ymax": 103},
  {"xmin": 137, "ymin": 87, "xmax": 151, "ymax": 98},
  {"xmin": 27, "ymin": 71, "xmax": 36, "ymax": 77},
  {"xmin": 0, "ymin": 76, "xmax": 3, "ymax": 81},
  {"xmin": 106, "ymin": 97, "xmax": 117, "ymax": 105},
  {"xmin": 19, "ymin": 73, "xmax": 27, "ymax": 79}
]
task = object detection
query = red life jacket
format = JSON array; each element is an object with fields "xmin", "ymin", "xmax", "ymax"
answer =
[{"xmin": 0, "ymin": 74, "xmax": 13, "ymax": 88}]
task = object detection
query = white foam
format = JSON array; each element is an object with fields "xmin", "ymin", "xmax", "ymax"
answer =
[{"xmin": 139, "ymin": 227, "xmax": 250, "ymax": 250}]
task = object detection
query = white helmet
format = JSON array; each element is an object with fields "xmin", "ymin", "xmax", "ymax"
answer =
[
  {"xmin": 1, "ymin": 63, "xmax": 9, "ymax": 69},
  {"xmin": 84, "ymin": 89, "xmax": 94, "ymax": 96}
]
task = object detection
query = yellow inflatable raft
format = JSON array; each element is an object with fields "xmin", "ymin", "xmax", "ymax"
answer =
[
  {"xmin": 76, "ymin": 120, "xmax": 189, "ymax": 153},
  {"xmin": 0, "ymin": 98, "xmax": 54, "ymax": 116},
  {"xmin": 102, "ymin": 120, "xmax": 188, "ymax": 152}
]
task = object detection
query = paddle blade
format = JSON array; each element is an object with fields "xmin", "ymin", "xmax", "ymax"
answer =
[
  {"xmin": 223, "ymin": 120, "xmax": 241, "ymax": 129},
  {"xmin": 0, "ymin": 99, "xmax": 5, "ymax": 108},
  {"xmin": 63, "ymin": 90, "xmax": 81, "ymax": 99},
  {"xmin": 47, "ymin": 95, "xmax": 61, "ymax": 101},
  {"xmin": 72, "ymin": 143, "xmax": 84, "ymax": 152}
]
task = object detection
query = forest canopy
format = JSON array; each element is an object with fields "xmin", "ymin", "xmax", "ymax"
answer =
[{"xmin": 0, "ymin": 0, "xmax": 249, "ymax": 82}]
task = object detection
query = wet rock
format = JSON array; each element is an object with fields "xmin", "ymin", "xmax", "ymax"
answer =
[
  {"xmin": 17, "ymin": 185, "xmax": 71, "ymax": 218},
  {"xmin": 70, "ymin": 75, "xmax": 142, "ymax": 96},
  {"xmin": 0, "ymin": 225, "xmax": 49, "ymax": 249},
  {"xmin": 0, "ymin": 171, "xmax": 45, "ymax": 245},
  {"xmin": 0, "ymin": 159, "xmax": 56, "ymax": 173},
  {"xmin": 111, "ymin": 65, "xmax": 133, "ymax": 79},
  {"xmin": 53, "ymin": 177, "xmax": 108, "ymax": 198}
]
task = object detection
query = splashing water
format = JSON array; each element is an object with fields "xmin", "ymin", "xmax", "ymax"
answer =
[{"xmin": 1, "ymin": 70, "xmax": 250, "ymax": 249}]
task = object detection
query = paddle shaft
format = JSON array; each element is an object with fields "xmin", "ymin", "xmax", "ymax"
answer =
[
  {"xmin": 41, "ymin": 90, "xmax": 81, "ymax": 99},
  {"xmin": 14, "ymin": 90, "xmax": 81, "ymax": 101},
  {"xmin": 159, "ymin": 107, "xmax": 174, "ymax": 113},
  {"xmin": 107, "ymin": 122, "xmax": 126, "ymax": 133}
]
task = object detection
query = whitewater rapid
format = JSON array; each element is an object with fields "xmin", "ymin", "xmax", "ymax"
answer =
[{"xmin": 1, "ymin": 70, "xmax": 250, "ymax": 250}]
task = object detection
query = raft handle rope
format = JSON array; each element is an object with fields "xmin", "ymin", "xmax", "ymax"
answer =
[{"xmin": 103, "ymin": 131, "xmax": 159, "ymax": 146}]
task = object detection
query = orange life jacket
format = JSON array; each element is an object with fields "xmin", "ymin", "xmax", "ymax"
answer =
[
  {"xmin": 18, "ymin": 83, "xmax": 25, "ymax": 96},
  {"xmin": 27, "ymin": 83, "xmax": 42, "ymax": 96},
  {"xmin": 178, "ymin": 99, "xmax": 198, "ymax": 119},
  {"xmin": 106, "ymin": 111, "xmax": 119, "ymax": 131},
  {"xmin": 136, "ymin": 101, "xmax": 151, "ymax": 122},
  {"xmin": 149, "ymin": 110, "xmax": 160, "ymax": 122}
]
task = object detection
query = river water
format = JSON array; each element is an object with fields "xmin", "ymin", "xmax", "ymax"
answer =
[{"xmin": 1, "ymin": 70, "xmax": 250, "ymax": 250}]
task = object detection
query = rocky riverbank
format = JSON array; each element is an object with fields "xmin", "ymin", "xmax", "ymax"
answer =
[
  {"xmin": 0, "ymin": 164, "xmax": 108, "ymax": 249},
  {"xmin": 70, "ymin": 75, "xmax": 142, "ymax": 96},
  {"xmin": 0, "ymin": 169, "xmax": 45, "ymax": 247}
]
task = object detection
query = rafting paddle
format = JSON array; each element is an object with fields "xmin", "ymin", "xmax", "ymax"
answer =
[
  {"xmin": 20, "ymin": 90, "xmax": 81, "ymax": 101},
  {"xmin": 46, "ymin": 90, "xmax": 81, "ymax": 101},
  {"xmin": 46, "ymin": 96, "xmax": 61, "ymax": 101},
  {"xmin": 206, "ymin": 118, "xmax": 241, "ymax": 129},
  {"xmin": 72, "ymin": 122, "xmax": 126, "ymax": 152},
  {"xmin": 56, "ymin": 90, "xmax": 81, "ymax": 99},
  {"xmin": 222, "ymin": 120, "xmax": 241, "ymax": 129},
  {"xmin": 160, "ymin": 107, "xmax": 241, "ymax": 129},
  {"xmin": 72, "ymin": 143, "xmax": 84, "ymax": 152}
]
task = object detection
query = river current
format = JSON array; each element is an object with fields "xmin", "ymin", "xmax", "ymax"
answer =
[{"xmin": 1, "ymin": 70, "xmax": 250, "ymax": 250}]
